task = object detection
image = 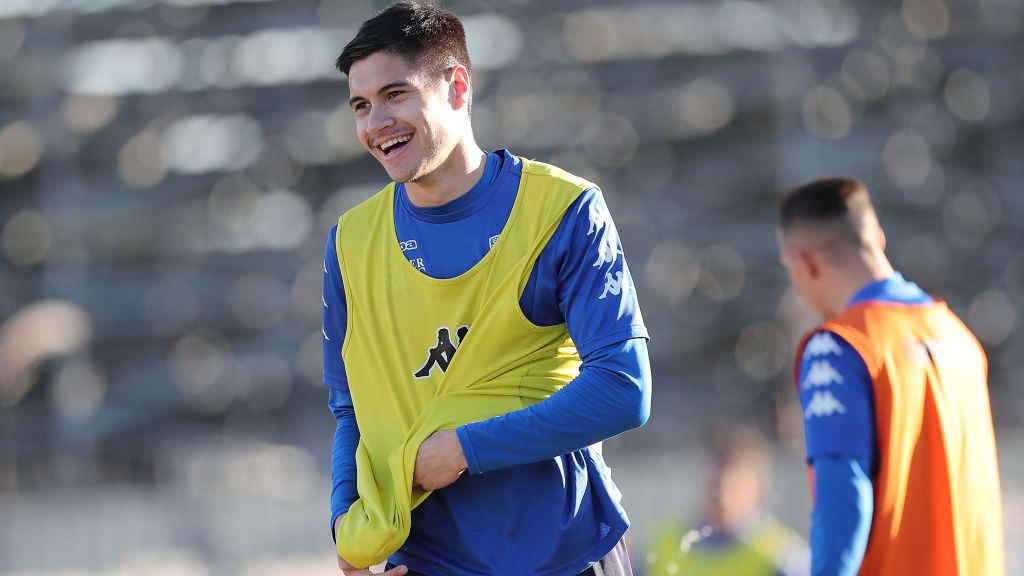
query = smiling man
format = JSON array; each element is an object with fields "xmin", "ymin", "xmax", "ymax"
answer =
[{"xmin": 322, "ymin": 3, "xmax": 650, "ymax": 575}]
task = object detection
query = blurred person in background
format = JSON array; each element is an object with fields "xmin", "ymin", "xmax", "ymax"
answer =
[
  {"xmin": 322, "ymin": 2, "xmax": 650, "ymax": 575},
  {"xmin": 776, "ymin": 177, "xmax": 1004, "ymax": 576},
  {"xmin": 646, "ymin": 425, "xmax": 809, "ymax": 576}
]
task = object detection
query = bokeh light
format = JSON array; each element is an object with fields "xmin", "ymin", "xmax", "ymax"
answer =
[
  {"xmin": 0, "ymin": 121, "xmax": 44, "ymax": 179},
  {"xmin": 735, "ymin": 322, "xmax": 788, "ymax": 381},
  {"xmin": 967, "ymin": 290, "xmax": 1017, "ymax": 346},
  {"xmin": 944, "ymin": 68, "xmax": 992, "ymax": 122},
  {"xmin": 169, "ymin": 329, "xmax": 233, "ymax": 414},
  {"xmin": 2, "ymin": 209, "xmax": 51, "ymax": 266},
  {"xmin": 802, "ymin": 84, "xmax": 853, "ymax": 140}
]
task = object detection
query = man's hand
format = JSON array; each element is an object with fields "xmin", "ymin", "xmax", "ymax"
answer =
[
  {"xmin": 335, "ymin": 514, "xmax": 409, "ymax": 575},
  {"xmin": 337, "ymin": 555, "xmax": 407, "ymax": 576},
  {"xmin": 413, "ymin": 429, "xmax": 468, "ymax": 491}
]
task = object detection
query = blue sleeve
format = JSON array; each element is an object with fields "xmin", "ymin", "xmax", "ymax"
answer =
[
  {"xmin": 329, "ymin": 388, "xmax": 360, "ymax": 538},
  {"xmin": 798, "ymin": 331, "xmax": 875, "ymax": 464},
  {"xmin": 457, "ymin": 188, "xmax": 651, "ymax": 473},
  {"xmin": 456, "ymin": 337, "xmax": 651, "ymax": 474},
  {"xmin": 519, "ymin": 188, "xmax": 648, "ymax": 354},
  {"xmin": 810, "ymin": 456, "xmax": 874, "ymax": 576},
  {"xmin": 323, "ymin": 225, "xmax": 349, "ymax": 392},
  {"xmin": 323, "ymin": 226, "xmax": 359, "ymax": 536}
]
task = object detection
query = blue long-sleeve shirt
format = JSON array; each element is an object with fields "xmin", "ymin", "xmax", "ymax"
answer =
[
  {"xmin": 323, "ymin": 150, "xmax": 650, "ymax": 575},
  {"xmin": 798, "ymin": 273, "xmax": 933, "ymax": 575}
]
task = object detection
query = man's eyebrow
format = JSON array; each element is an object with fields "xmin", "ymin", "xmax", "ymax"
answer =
[{"xmin": 348, "ymin": 81, "xmax": 412, "ymax": 107}]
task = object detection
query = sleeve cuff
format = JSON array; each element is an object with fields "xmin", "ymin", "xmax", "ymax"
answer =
[
  {"xmin": 574, "ymin": 325, "xmax": 649, "ymax": 360},
  {"xmin": 456, "ymin": 425, "xmax": 482, "ymax": 475},
  {"xmin": 331, "ymin": 510, "xmax": 342, "ymax": 543}
]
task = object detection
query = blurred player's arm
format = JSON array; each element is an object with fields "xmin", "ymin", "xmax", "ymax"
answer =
[
  {"xmin": 798, "ymin": 331, "xmax": 876, "ymax": 576},
  {"xmin": 810, "ymin": 456, "xmax": 873, "ymax": 576},
  {"xmin": 451, "ymin": 188, "xmax": 651, "ymax": 475}
]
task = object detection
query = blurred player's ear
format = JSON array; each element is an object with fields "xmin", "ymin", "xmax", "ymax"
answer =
[{"xmin": 797, "ymin": 249, "xmax": 821, "ymax": 279}]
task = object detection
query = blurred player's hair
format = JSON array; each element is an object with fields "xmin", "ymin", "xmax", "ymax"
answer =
[
  {"xmin": 336, "ymin": 1, "xmax": 472, "ymax": 79},
  {"xmin": 706, "ymin": 423, "xmax": 770, "ymax": 474},
  {"xmin": 778, "ymin": 177, "xmax": 881, "ymax": 252}
]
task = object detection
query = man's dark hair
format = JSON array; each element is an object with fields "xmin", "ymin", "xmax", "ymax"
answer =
[
  {"xmin": 779, "ymin": 177, "xmax": 878, "ymax": 248},
  {"xmin": 336, "ymin": 2, "xmax": 471, "ymax": 78}
]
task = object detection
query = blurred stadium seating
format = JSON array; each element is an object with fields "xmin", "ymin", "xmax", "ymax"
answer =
[{"xmin": 0, "ymin": 0, "xmax": 1021, "ymax": 574}]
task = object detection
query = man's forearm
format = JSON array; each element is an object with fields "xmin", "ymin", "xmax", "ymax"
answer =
[
  {"xmin": 457, "ymin": 338, "xmax": 650, "ymax": 474},
  {"xmin": 810, "ymin": 456, "xmax": 874, "ymax": 576},
  {"xmin": 330, "ymin": 402, "xmax": 360, "ymax": 536}
]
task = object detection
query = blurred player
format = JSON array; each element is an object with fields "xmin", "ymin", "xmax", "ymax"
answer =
[
  {"xmin": 647, "ymin": 425, "xmax": 808, "ymax": 576},
  {"xmin": 322, "ymin": 3, "xmax": 650, "ymax": 574},
  {"xmin": 776, "ymin": 177, "xmax": 1004, "ymax": 575}
]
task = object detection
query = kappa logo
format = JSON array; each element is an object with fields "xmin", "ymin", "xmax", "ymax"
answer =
[
  {"xmin": 803, "ymin": 332, "xmax": 842, "ymax": 359},
  {"xmin": 585, "ymin": 199, "xmax": 622, "ymax": 269},
  {"xmin": 599, "ymin": 271, "xmax": 630, "ymax": 300},
  {"xmin": 414, "ymin": 325, "xmax": 469, "ymax": 379},
  {"xmin": 804, "ymin": 390, "xmax": 847, "ymax": 419},
  {"xmin": 488, "ymin": 234, "xmax": 500, "ymax": 247},
  {"xmin": 802, "ymin": 360, "xmax": 843, "ymax": 389},
  {"xmin": 399, "ymin": 239, "xmax": 419, "ymax": 252}
]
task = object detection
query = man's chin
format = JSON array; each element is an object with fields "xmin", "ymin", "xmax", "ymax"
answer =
[{"xmin": 383, "ymin": 167, "xmax": 413, "ymax": 183}]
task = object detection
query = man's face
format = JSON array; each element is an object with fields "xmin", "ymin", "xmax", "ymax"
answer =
[
  {"xmin": 347, "ymin": 51, "xmax": 460, "ymax": 183},
  {"xmin": 708, "ymin": 459, "xmax": 763, "ymax": 531}
]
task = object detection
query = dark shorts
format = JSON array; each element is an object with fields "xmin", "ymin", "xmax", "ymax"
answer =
[{"xmin": 385, "ymin": 536, "xmax": 633, "ymax": 576}]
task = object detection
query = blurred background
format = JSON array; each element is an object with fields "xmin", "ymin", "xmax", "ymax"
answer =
[{"xmin": 0, "ymin": 0, "xmax": 1021, "ymax": 574}]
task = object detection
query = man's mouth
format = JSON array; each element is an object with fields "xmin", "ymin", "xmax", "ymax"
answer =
[{"xmin": 378, "ymin": 135, "xmax": 412, "ymax": 157}]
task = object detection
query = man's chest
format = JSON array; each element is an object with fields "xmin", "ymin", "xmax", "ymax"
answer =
[{"xmin": 395, "ymin": 221, "xmax": 504, "ymax": 277}]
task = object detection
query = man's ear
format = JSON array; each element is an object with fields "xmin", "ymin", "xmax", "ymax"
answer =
[
  {"xmin": 797, "ymin": 248, "xmax": 821, "ymax": 279},
  {"xmin": 448, "ymin": 65, "xmax": 471, "ymax": 110}
]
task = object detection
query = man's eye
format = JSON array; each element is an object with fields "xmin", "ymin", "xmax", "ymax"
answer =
[
  {"xmin": 387, "ymin": 90, "xmax": 404, "ymax": 100},
  {"xmin": 353, "ymin": 102, "xmax": 369, "ymax": 112}
]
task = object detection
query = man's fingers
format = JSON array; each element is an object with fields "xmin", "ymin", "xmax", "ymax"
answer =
[{"xmin": 337, "ymin": 560, "xmax": 408, "ymax": 576}]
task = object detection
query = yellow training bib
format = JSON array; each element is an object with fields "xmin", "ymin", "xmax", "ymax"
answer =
[{"xmin": 334, "ymin": 159, "xmax": 590, "ymax": 567}]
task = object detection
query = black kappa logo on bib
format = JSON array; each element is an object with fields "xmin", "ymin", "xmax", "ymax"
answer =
[{"xmin": 414, "ymin": 325, "xmax": 469, "ymax": 379}]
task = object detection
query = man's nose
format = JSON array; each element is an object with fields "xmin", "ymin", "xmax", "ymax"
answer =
[{"xmin": 366, "ymin": 105, "xmax": 395, "ymax": 135}]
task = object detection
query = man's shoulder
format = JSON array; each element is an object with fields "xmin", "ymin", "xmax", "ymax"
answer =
[{"xmin": 518, "ymin": 157, "xmax": 597, "ymax": 191}]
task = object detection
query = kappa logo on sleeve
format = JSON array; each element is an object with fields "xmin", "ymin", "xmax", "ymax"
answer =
[
  {"xmin": 414, "ymin": 325, "xmax": 469, "ymax": 379},
  {"xmin": 802, "ymin": 360, "xmax": 843, "ymax": 389},
  {"xmin": 803, "ymin": 332, "xmax": 842, "ymax": 359},
  {"xmin": 584, "ymin": 199, "xmax": 622, "ymax": 269},
  {"xmin": 599, "ymin": 270, "xmax": 632, "ymax": 300},
  {"xmin": 804, "ymin": 390, "xmax": 847, "ymax": 419}
]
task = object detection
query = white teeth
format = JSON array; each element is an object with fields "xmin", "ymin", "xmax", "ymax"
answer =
[{"xmin": 379, "ymin": 135, "xmax": 411, "ymax": 152}]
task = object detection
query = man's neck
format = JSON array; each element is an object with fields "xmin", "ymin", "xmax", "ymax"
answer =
[
  {"xmin": 827, "ymin": 252, "xmax": 894, "ymax": 316},
  {"xmin": 405, "ymin": 140, "xmax": 487, "ymax": 208}
]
